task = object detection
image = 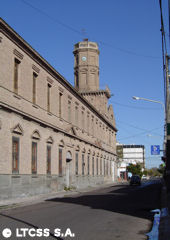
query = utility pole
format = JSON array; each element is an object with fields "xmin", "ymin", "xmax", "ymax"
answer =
[{"xmin": 165, "ymin": 55, "xmax": 170, "ymax": 191}]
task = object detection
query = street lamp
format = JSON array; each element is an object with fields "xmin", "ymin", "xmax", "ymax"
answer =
[
  {"xmin": 132, "ymin": 96, "xmax": 166, "ymax": 157},
  {"xmin": 132, "ymin": 96, "xmax": 165, "ymax": 113}
]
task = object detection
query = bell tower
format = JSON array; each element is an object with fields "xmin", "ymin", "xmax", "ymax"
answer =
[
  {"xmin": 73, "ymin": 39, "xmax": 113, "ymax": 121},
  {"xmin": 73, "ymin": 39, "xmax": 99, "ymax": 92}
]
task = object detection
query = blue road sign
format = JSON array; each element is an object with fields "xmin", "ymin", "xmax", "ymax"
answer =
[{"xmin": 151, "ymin": 145, "xmax": 160, "ymax": 155}]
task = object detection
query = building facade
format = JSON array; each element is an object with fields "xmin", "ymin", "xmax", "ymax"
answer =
[
  {"xmin": 117, "ymin": 144, "xmax": 145, "ymax": 179},
  {"xmin": 0, "ymin": 19, "xmax": 117, "ymax": 200}
]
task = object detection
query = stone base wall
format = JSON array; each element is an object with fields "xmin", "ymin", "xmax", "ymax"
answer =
[{"xmin": 0, "ymin": 174, "xmax": 111, "ymax": 201}]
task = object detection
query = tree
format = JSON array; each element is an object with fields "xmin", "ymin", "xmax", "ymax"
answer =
[
  {"xmin": 157, "ymin": 164, "xmax": 165, "ymax": 175},
  {"xmin": 147, "ymin": 167, "xmax": 161, "ymax": 177},
  {"xmin": 127, "ymin": 163, "xmax": 142, "ymax": 177}
]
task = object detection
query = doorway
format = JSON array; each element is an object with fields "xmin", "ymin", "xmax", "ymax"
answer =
[{"xmin": 66, "ymin": 151, "xmax": 72, "ymax": 188}]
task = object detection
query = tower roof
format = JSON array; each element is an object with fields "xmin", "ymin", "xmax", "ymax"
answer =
[{"xmin": 73, "ymin": 40, "xmax": 99, "ymax": 54}]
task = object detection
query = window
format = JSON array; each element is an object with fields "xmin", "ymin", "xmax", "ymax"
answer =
[
  {"xmin": 96, "ymin": 158, "xmax": 98, "ymax": 175},
  {"xmin": 92, "ymin": 157, "xmax": 94, "ymax": 176},
  {"xmin": 68, "ymin": 101, "xmax": 71, "ymax": 122},
  {"xmin": 59, "ymin": 93, "xmax": 62, "ymax": 118},
  {"xmin": 47, "ymin": 84, "xmax": 51, "ymax": 112},
  {"xmin": 87, "ymin": 114, "xmax": 90, "ymax": 133},
  {"xmin": 12, "ymin": 137, "xmax": 19, "ymax": 174},
  {"xmin": 96, "ymin": 120, "xmax": 98, "ymax": 137},
  {"xmin": 47, "ymin": 145, "xmax": 51, "ymax": 174},
  {"xmin": 109, "ymin": 130, "xmax": 111, "ymax": 145},
  {"xmin": 100, "ymin": 158, "xmax": 102, "ymax": 175},
  {"xmin": 82, "ymin": 111, "xmax": 84, "ymax": 129},
  {"xmin": 82, "ymin": 154, "xmax": 85, "ymax": 175},
  {"xmin": 91, "ymin": 117, "xmax": 94, "ymax": 136},
  {"xmin": 107, "ymin": 161, "xmax": 109, "ymax": 176},
  {"xmin": 14, "ymin": 58, "xmax": 20, "ymax": 94},
  {"xmin": 75, "ymin": 73, "xmax": 79, "ymax": 88},
  {"xmin": 75, "ymin": 152, "xmax": 78, "ymax": 175},
  {"xmin": 32, "ymin": 142, "xmax": 37, "ymax": 174},
  {"xmin": 75, "ymin": 106, "xmax": 78, "ymax": 126},
  {"xmin": 59, "ymin": 148, "xmax": 62, "ymax": 176},
  {"xmin": 76, "ymin": 55, "xmax": 79, "ymax": 65},
  {"xmin": 104, "ymin": 160, "xmax": 106, "ymax": 176},
  {"xmin": 32, "ymin": 72, "xmax": 37, "ymax": 104},
  {"xmin": 110, "ymin": 160, "xmax": 112, "ymax": 175},
  {"xmin": 87, "ymin": 155, "xmax": 90, "ymax": 175}
]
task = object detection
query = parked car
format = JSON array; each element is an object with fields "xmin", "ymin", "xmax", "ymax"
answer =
[
  {"xmin": 142, "ymin": 175, "xmax": 147, "ymax": 180},
  {"xmin": 130, "ymin": 175, "xmax": 141, "ymax": 186}
]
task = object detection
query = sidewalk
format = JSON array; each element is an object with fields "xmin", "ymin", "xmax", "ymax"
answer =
[
  {"xmin": 0, "ymin": 182, "xmax": 121, "ymax": 210},
  {"xmin": 159, "ymin": 182, "xmax": 170, "ymax": 240}
]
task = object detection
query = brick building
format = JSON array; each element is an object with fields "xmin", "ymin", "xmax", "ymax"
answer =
[{"xmin": 0, "ymin": 18, "xmax": 117, "ymax": 200}]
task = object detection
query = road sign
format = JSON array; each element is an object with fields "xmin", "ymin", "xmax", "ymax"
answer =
[{"xmin": 151, "ymin": 145, "xmax": 160, "ymax": 155}]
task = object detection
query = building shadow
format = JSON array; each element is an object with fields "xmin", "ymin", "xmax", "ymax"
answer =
[{"xmin": 46, "ymin": 181, "xmax": 162, "ymax": 221}]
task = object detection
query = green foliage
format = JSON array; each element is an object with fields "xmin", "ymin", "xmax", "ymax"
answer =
[
  {"xmin": 116, "ymin": 145, "xmax": 123, "ymax": 159},
  {"xmin": 64, "ymin": 186, "xmax": 71, "ymax": 191},
  {"xmin": 146, "ymin": 167, "xmax": 162, "ymax": 177},
  {"xmin": 142, "ymin": 170, "xmax": 148, "ymax": 176},
  {"xmin": 127, "ymin": 163, "xmax": 142, "ymax": 177},
  {"xmin": 157, "ymin": 164, "xmax": 165, "ymax": 175}
]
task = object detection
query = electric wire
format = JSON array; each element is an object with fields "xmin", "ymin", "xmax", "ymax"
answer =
[
  {"xmin": 20, "ymin": 0, "xmax": 161, "ymax": 60},
  {"xmin": 21, "ymin": 0, "xmax": 82, "ymax": 35},
  {"xmin": 111, "ymin": 100, "xmax": 161, "ymax": 110},
  {"xmin": 117, "ymin": 126, "xmax": 163, "ymax": 141},
  {"xmin": 117, "ymin": 120, "xmax": 163, "ymax": 136}
]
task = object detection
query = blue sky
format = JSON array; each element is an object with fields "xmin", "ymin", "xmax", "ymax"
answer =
[{"xmin": 1, "ymin": 0, "xmax": 169, "ymax": 168}]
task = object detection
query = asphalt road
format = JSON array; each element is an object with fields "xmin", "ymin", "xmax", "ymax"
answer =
[{"xmin": 0, "ymin": 180, "xmax": 162, "ymax": 240}]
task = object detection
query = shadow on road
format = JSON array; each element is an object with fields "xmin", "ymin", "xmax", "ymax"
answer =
[{"xmin": 46, "ymin": 181, "xmax": 162, "ymax": 221}]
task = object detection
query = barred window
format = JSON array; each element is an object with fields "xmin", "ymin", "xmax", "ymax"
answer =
[
  {"xmin": 32, "ymin": 72, "xmax": 37, "ymax": 104},
  {"xmin": 47, "ymin": 84, "xmax": 51, "ymax": 112},
  {"xmin": 75, "ymin": 152, "xmax": 78, "ymax": 175},
  {"xmin": 92, "ymin": 157, "xmax": 94, "ymax": 176},
  {"xmin": 75, "ymin": 106, "xmax": 78, "ymax": 126},
  {"xmin": 100, "ymin": 158, "xmax": 102, "ymax": 175},
  {"xmin": 59, "ymin": 148, "xmax": 62, "ymax": 176},
  {"xmin": 82, "ymin": 154, "xmax": 85, "ymax": 175},
  {"xmin": 82, "ymin": 111, "xmax": 85, "ymax": 129},
  {"xmin": 68, "ymin": 101, "xmax": 71, "ymax": 122},
  {"xmin": 87, "ymin": 155, "xmax": 90, "ymax": 175},
  {"xmin": 47, "ymin": 145, "xmax": 51, "ymax": 174},
  {"xmin": 32, "ymin": 142, "xmax": 37, "ymax": 174},
  {"xmin": 59, "ymin": 93, "xmax": 62, "ymax": 118},
  {"xmin": 12, "ymin": 137, "xmax": 19, "ymax": 174},
  {"xmin": 96, "ymin": 158, "xmax": 98, "ymax": 175},
  {"xmin": 14, "ymin": 58, "xmax": 20, "ymax": 94}
]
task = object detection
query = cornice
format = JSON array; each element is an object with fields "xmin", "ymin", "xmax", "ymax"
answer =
[
  {"xmin": 0, "ymin": 18, "xmax": 117, "ymax": 132},
  {"xmin": 73, "ymin": 48, "xmax": 99, "ymax": 55},
  {"xmin": 0, "ymin": 102, "xmax": 117, "ymax": 157}
]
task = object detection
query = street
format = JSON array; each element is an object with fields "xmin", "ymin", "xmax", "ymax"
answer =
[{"xmin": 0, "ymin": 180, "xmax": 162, "ymax": 240}]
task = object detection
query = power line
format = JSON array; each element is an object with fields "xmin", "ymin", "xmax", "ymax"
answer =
[
  {"xmin": 117, "ymin": 126, "xmax": 163, "ymax": 141},
  {"xmin": 97, "ymin": 40, "xmax": 161, "ymax": 59},
  {"xmin": 117, "ymin": 120, "xmax": 163, "ymax": 135},
  {"xmin": 21, "ymin": 0, "xmax": 82, "ymax": 35},
  {"xmin": 20, "ymin": 0, "xmax": 161, "ymax": 60},
  {"xmin": 111, "ymin": 100, "xmax": 161, "ymax": 110}
]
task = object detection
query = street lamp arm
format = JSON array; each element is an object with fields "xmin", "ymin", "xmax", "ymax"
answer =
[
  {"xmin": 132, "ymin": 96, "xmax": 165, "ymax": 113},
  {"xmin": 132, "ymin": 95, "xmax": 166, "ymax": 157}
]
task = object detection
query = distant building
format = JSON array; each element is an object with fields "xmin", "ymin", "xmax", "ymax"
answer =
[
  {"xmin": 117, "ymin": 144, "xmax": 145, "ymax": 179},
  {"xmin": 0, "ymin": 19, "xmax": 117, "ymax": 200}
]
